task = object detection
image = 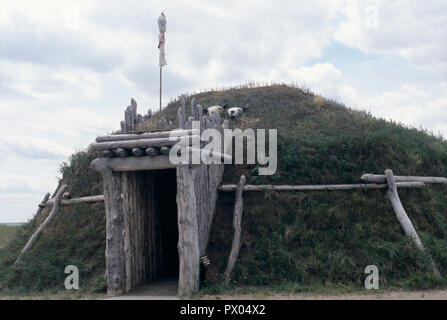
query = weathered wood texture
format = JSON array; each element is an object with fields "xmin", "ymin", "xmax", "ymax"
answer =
[
  {"xmin": 224, "ymin": 175, "xmax": 246, "ymax": 285},
  {"xmin": 35, "ymin": 192, "xmax": 51, "ymax": 217},
  {"xmin": 384, "ymin": 169, "xmax": 441, "ymax": 278},
  {"xmin": 177, "ymin": 95, "xmax": 187, "ymax": 130},
  {"xmin": 101, "ymin": 167, "xmax": 126, "ymax": 296},
  {"xmin": 146, "ymin": 147, "xmax": 160, "ymax": 156},
  {"xmin": 96, "ymin": 129, "xmax": 198, "ymax": 143},
  {"xmin": 91, "ymin": 155, "xmax": 176, "ymax": 172},
  {"xmin": 160, "ymin": 146, "xmax": 170, "ymax": 155},
  {"xmin": 92, "ymin": 135, "xmax": 200, "ymax": 151},
  {"xmin": 218, "ymin": 182, "xmax": 425, "ymax": 192},
  {"xmin": 132, "ymin": 148, "xmax": 145, "ymax": 157},
  {"xmin": 115, "ymin": 148, "xmax": 129, "ymax": 158},
  {"xmin": 186, "ymin": 147, "xmax": 233, "ymax": 164},
  {"xmin": 103, "ymin": 150, "xmax": 115, "ymax": 158},
  {"xmin": 174, "ymin": 98, "xmax": 227, "ymax": 295},
  {"xmin": 14, "ymin": 185, "xmax": 67, "ymax": 265},
  {"xmin": 91, "ymin": 95, "xmax": 228, "ymax": 297},
  {"xmin": 122, "ymin": 171, "xmax": 163, "ymax": 292},
  {"xmin": 362, "ymin": 174, "xmax": 447, "ymax": 184},
  {"xmin": 176, "ymin": 165, "xmax": 200, "ymax": 296},
  {"xmin": 47, "ymin": 194, "xmax": 105, "ymax": 206},
  {"xmin": 44, "ymin": 181, "xmax": 425, "ymax": 207}
]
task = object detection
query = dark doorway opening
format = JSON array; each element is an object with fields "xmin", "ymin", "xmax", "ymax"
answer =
[
  {"xmin": 154, "ymin": 169, "xmax": 179, "ymax": 278},
  {"xmin": 123, "ymin": 169, "xmax": 179, "ymax": 294}
]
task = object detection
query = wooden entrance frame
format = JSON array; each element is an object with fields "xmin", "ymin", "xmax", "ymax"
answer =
[{"xmin": 91, "ymin": 97, "xmax": 229, "ymax": 297}]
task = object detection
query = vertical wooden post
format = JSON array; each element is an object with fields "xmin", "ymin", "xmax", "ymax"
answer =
[
  {"xmin": 224, "ymin": 175, "xmax": 246, "ymax": 285},
  {"xmin": 176, "ymin": 165, "xmax": 200, "ymax": 296},
  {"xmin": 101, "ymin": 166, "xmax": 126, "ymax": 296},
  {"xmin": 385, "ymin": 169, "xmax": 441, "ymax": 278},
  {"xmin": 160, "ymin": 66, "xmax": 162, "ymax": 112}
]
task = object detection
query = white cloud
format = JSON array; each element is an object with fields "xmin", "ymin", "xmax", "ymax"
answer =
[{"xmin": 333, "ymin": 0, "xmax": 447, "ymax": 73}]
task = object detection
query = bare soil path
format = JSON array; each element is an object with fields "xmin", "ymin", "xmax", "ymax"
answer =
[{"xmin": 201, "ymin": 289, "xmax": 447, "ymax": 300}]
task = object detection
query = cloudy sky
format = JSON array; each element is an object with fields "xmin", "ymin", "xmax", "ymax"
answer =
[{"xmin": 0, "ymin": 0, "xmax": 446, "ymax": 222}]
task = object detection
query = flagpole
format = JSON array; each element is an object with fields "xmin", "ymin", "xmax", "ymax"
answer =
[
  {"xmin": 160, "ymin": 66, "xmax": 162, "ymax": 112},
  {"xmin": 158, "ymin": 12, "xmax": 167, "ymax": 113}
]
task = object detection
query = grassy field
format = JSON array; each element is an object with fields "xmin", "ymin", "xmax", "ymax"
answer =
[{"xmin": 0, "ymin": 225, "xmax": 20, "ymax": 248}]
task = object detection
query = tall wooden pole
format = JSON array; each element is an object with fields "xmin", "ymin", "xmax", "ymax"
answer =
[{"xmin": 159, "ymin": 66, "xmax": 162, "ymax": 112}]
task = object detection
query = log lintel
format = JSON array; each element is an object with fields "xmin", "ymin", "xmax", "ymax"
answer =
[{"xmin": 91, "ymin": 155, "xmax": 176, "ymax": 172}]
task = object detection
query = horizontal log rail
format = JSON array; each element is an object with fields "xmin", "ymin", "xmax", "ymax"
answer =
[
  {"xmin": 91, "ymin": 135, "xmax": 201, "ymax": 151},
  {"xmin": 361, "ymin": 174, "xmax": 447, "ymax": 184},
  {"xmin": 96, "ymin": 129, "xmax": 199, "ymax": 143},
  {"xmin": 46, "ymin": 195, "xmax": 105, "ymax": 206},
  {"xmin": 44, "ymin": 182, "xmax": 426, "ymax": 206},
  {"xmin": 218, "ymin": 182, "xmax": 425, "ymax": 192}
]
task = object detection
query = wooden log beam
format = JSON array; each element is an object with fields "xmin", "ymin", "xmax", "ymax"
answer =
[
  {"xmin": 91, "ymin": 135, "xmax": 200, "ymax": 151},
  {"xmin": 14, "ymin": 185, "xmax": 68, "ymax": 265},
  {"xmin": 146, "ymin": 147, "xmax": 160, "ymax": 157},
  {"xmin": 218, "ymin": 182, "xmax": 425, "ymax": 192},
  {"xmin": 103, "ymin": 150, "xmax": 115, "ymax": 158},
  {"xmin": 91, "ymin": 155, "xmax": 176, "ymax": 172},
  {"xmin": 96, "ymin": 129, "xmax": 198, "ymax": 143},
  {"xmin": 46, "ymin": 194, "xmax": 105, "ymax": 206},
  {"xmin": 115, "ymin": 148, "xmax": 129, "ymax": 158},
  {"xmin": 186, "ymin": 147, "xmax": 233, "ymax": 164},
  {"xmin": 131, "ymin": 148, "xmax": 144, "ymax": 157},
  {"xmin": 384, "ymin": 169, "xmax": 441, "ymax": 279},
  {"xmin": 224, "ymin": 175, "xmax": 246, "ymax": 285},
  {"xmin": 160, "ymin": 146, "xmax": 170, "ymax": 155},
  {"xmin": 361, "ymin": 174, "xmax": 447, "ymax": 184},
  {"xmin": 62, "ymin": 192, "xmax": 71, "ymax": 199}
]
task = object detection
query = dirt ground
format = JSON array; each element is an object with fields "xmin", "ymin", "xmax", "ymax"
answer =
[
  {"xmin": 201, "ymin": 289, "xmax": 447, "ymax": 300},
  {"xmin": 2, "ymin": 288, "xmax": 447, "ymax": 300}
]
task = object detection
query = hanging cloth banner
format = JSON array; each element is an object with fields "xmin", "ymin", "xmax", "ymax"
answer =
[{"xmin": 158, "ymin": 12, "xmax": 167, "ymax": 67}]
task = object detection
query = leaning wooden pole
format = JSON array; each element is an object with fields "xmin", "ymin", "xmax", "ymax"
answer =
[
  {"xmin": 384, "ymin": 169, "xmax": 441, "ymax": 278},
  {"xmin": 224, "ymin": 175, "xmax": 246, "ymax": 285},
  {"xmin": 14, "ymin": 185, "xmax": 67, "ymax": 265},
  {"xmin": 34, "ymin": 193, "xmax": 51, "ymax": 217}
]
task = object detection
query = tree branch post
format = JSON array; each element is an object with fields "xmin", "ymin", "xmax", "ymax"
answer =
[
  {"xmin": 224, "ymin": 175, "xmax": 246, "ymax": 285},
  {"xmin": 14, "ymin": 185, "xmax": 68, "ymax": 265},
  {"xmin": 384, "ymin": 169, "xmax": 441, "ymax": 279}
]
